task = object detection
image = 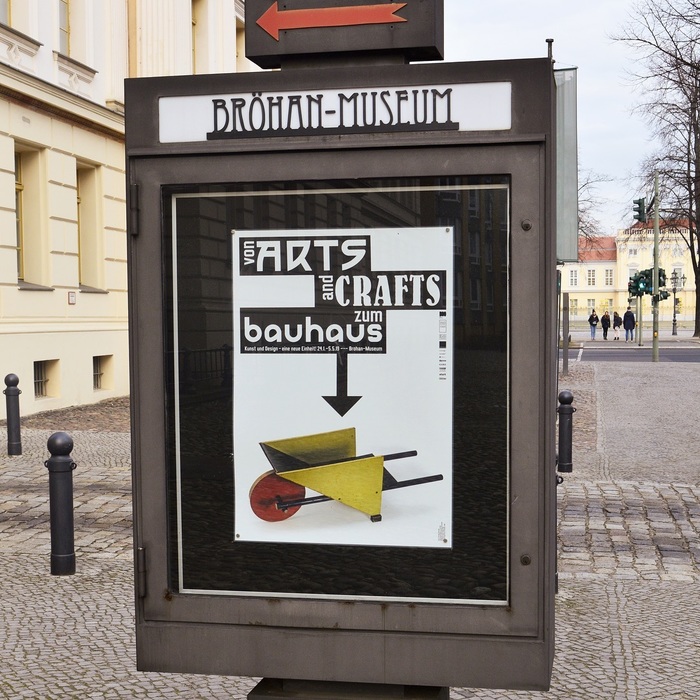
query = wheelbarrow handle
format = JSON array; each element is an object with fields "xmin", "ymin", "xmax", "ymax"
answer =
[
  {"xmin": 276, "ymin": 471, "xmax": 443, "ymax": 512},
  {"xmin": 384, "ymin": 450, "xmax": 418, "ymax": 461},
  {"xmin": 311, "ymin": 450, "xmax": 417, "ymax": 469},
  {"xmin": 383, "ymin": 473, "xmax": 443, "ymax": 491}
]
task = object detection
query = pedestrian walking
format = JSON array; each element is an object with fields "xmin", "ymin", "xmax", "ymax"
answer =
[
  {"xmin": 588, "ymin": 309, "xmax": 600, "ymax": 340},
  {"xmin": 623, "ymin": 306, "xmax": 636, "ymax": 342},
  {"xmin": 613, "ymin": 310, "xmax": 622, "ymax": 340},
  {"xmin": 601, "ymin": 311, "xmax": 611, "ymax": 340}
]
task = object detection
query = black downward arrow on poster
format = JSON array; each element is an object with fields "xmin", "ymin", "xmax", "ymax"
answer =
[{"xmin": 323, "ymin": 350, "xmax": 362, "ymax": 417}]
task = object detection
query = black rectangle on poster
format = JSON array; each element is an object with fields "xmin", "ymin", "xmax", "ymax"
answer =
[{"xmin": 240, "ymin": 308, "xmax": 387, "ymax": 353}]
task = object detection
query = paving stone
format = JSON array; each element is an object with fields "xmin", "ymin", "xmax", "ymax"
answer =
[{"xmin": 1, "ymin": 354, "xmax": 699, "ymax": 697}]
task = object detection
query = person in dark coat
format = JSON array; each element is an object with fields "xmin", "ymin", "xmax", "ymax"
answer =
[
  {"xmin": 623, "ymin": 306, "xmax": 636, "ymax": 342},
  {"xmin": 588, "ymin": 310, "xmax": 600, "ymax": 340},
  {"xmin": 601, "ymin": 311, "xmax": 611, "ymax": 340},
  {"xmin": 612, "ymin": 311, "xmax": 622, "ymax": 340}
]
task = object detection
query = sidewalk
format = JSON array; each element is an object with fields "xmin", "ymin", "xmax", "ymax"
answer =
[
  {"xmin": 1, "ymin": 358, "xmax": 700, "ymax": 698},
  {"xmin": 566, "ymin": 326, "xmax": 700, "ymax": 347},
  {"xmin": 0, "ymin": 413, "xmax": 257, "ymax": 699}
]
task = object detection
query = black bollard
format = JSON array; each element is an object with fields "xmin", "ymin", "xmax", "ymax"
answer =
[
  {"xmin": 557, "ymin": 390, "xmax": 575, "ymax": 473},
  {"xmin": 45, "ymin": 432, "xmax": 77, "ymax": 575},
  {"xmin": 4, "ymin": 374, "xmax": 22, "ymax": 456}
]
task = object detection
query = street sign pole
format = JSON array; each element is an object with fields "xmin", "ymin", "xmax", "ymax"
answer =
[
  {"xmin": 637, "ymin": 294, "xmax": 643, "ymax": 347},
  {"xmin": 562, "ymin": 292, "xmax": 569, "ymax": 376},
  {"xmin": 652, "ymin": 172, "xmax": 660, "ymax": 362}
]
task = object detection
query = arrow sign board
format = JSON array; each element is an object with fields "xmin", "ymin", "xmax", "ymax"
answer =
[
  {"xmin": 246, "ymin": 0, "xmax": 444, "ymax": 69},
  {"xmin": 257, "ymin": 2, "xmax": 407, "ymax": 41}
]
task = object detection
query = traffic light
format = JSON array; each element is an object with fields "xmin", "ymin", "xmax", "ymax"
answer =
[
  {"xmin": 628, "ymin": 273, "xmax": 640, "ymax": 297},
  {"xmin": 658, "ymin": 268, "xmax": 667, "ymax": 288},
  {"xmin": 637, "ymin": 269, "xmax": 650, "ymax": 294},
  {"xmin": 633, "ymin": 197, "xmax": 647, "ymax": 223},
  {"xmin": 658, "ymin": 290, "xmax": 670, "ymax": 301}
]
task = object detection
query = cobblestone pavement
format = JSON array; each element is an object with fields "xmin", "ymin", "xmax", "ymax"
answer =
[{"xmin": 1, "ymin": 356, "xmax": 699, "ymax": 698}]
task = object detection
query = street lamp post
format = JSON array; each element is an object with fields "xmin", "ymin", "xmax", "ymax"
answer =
[{"xmin": 670, "ymin": 271, "xmax": 687, "ymax": 336}]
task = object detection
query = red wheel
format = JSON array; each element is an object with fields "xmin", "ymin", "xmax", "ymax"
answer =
[{"xmin": 249, "ymin": 471, "xmax": 306, "ymax": 522}]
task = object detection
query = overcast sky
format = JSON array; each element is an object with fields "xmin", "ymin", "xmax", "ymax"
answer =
[{"xmin": 443, "ymin": 0, "xmax": 652, "ymax": 235}]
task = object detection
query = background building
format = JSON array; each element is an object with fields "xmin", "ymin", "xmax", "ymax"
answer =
[
  {"xmin": 560, "ymin": 224, "xmax": 696, "ymax": 328},
  {"xmin": 561, "ymin": 235, "xmax": 618, "ymax": 320},
  {"xmin": 0, "ymin": 0, "xmax": 249, "ymax": 419},
  {"xmin": 616, "ymin": 220, "xmax": 695, "ymax": 325}
]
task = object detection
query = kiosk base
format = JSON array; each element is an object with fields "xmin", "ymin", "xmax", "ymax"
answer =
[{"xmin": 248, "ymin": 679, "xmax": 449, "ymax": 700}]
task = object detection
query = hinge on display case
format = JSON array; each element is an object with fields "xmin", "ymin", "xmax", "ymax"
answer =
[
  {"xmin": 136, "ymin": 546, "xmax": 147, "ymax": 598},
  {"xmin": 129, "ymin": 183, "xmax": 139, "ymax": 236}
]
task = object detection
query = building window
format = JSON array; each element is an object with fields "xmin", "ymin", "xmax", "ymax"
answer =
[
  {"xmin": 34, "ymin": 361, "xmax": 48, "ymax": 397},
  {"xmin": 587, "ymin": 269, "xmax": 596, "ymax": 286},
  {"xmin": 587, "ymin": 299, "xmax": 595, "ymax": 314},
  {"xmin": 56, "ymin": 0, "xmax": 90, "ymax": 67},
  {"xmin": 34, "ymin": 359, "xmax": 59, "ymax": 398},
  {"xmin": 605, "ymin": 269, "xmax": 614, "ymax": 286},
  {"xmin": 93, "ymin": 355, "xmax": 113, "ymax": 390},
  {"xmin": 93, "ymin": 356, "xmax": 103, "ymax": 389},
  {"xmin": 569, "ymin": 298, "xmax": 578, "ymax": 315},
  {"xmin": 77, "ymin": 165, "xmax": 101, "ymax": 288},
  {"xmin": 59, "ymin": 0, "xmax": 70, "ymax": 55},
  {"xmin": 15, "ymin": 153, "xmax": 24, "ymax": 280},
  {"xmin": 469, "ymin": 229, "xmax": 480, "ymax": 262},
  {"xmin": 629, "ymin": 248, "xmax": 638, "ymax": 256},
  {"xmin": 569, "ymin": 269, "xmax": 578, "ymax": 287},
  {"xmin": 15, "ymin": 147, "xmax": 48, "ymax": 286},
  {"xmin": 191, "ymin": 2, "xmax": 198, "ymax": 71},
  {"xmin": 3, "ymin": 1, "xmax": 32, "ymax": 34},
  {"xmin": 470, "ymin": 275, "xmax": 481, "ymax": 310},
  {"xmin": 192, "ymin": 0, "xmax": 208, "ymax": 73},
  {"xmin": 454, "ymin": 270, "xmax": 464, "ymax": 309}
]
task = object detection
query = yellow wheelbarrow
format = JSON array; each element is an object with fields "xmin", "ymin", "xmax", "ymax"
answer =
[{"xmin": 249, "ymin": 427, "xmax": 443, "ymax": 523}]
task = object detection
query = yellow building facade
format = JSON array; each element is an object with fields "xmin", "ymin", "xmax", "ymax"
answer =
[
  {"xmin": 560, "ymin": 226, "xmax": 696, "ymax": 328},
  {"xmin": 0, "ymin": 0, "xmax": 248, "ymax": 419}
]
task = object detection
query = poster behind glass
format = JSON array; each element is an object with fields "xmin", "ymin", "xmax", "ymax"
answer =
[
  {"xmin": 165, "ymin": 178, "xmax": 509, "ymax": 603},
  {"xmin": 233, "ymin": 227, "xmax": 453, "ymax": 548}
]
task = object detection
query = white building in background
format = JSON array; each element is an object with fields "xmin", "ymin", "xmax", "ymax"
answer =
[
  {"xmin": 559, "ymin": 224, "xmax": 696, "ymax": 327},
  {"xmin": 559, "ymin": 236, "xmax": 618, "ymax": 321},
  {"xmin": 615, "ymin": 221, "xmax": 695, "ymax": 325},
  {"xmin": 0, "ymin": 0, "xmax": 249, "ymax": 419}
]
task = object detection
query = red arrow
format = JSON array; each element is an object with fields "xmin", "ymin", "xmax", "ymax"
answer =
[{"xmin": 257, "ymin": 2, "xmax": 407, "ymax": 41}]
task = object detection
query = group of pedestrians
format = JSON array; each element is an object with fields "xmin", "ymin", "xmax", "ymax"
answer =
[{"xmin": 587, "ymin": 306, "xmax": 636, "ymax": 341}]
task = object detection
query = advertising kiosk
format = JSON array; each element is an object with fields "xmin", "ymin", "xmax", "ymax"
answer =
[{"xmin": 125, "ymin": 1, "xmax": 559, "ymax": 693}]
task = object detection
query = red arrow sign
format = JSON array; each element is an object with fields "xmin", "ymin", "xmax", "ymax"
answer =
[{"xmin": 257, "ymin": 2, "xmax": 408, "ymax": 41}]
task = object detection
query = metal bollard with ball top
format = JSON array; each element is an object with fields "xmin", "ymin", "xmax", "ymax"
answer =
[
  {"xmin": 557, "ymin": 390, "xmax": 575, "ymax": 475},
  {"xmin": 4, "ymin": 373, "xmax": 22, "ymax": 456},
  {"xmin": 45, "ymin": 432, "xmax": 77, "ymax": 575}
]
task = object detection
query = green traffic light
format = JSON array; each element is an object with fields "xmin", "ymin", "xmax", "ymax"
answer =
[
  {"xmin": 628, "ymin": 272, "xmax": 642, "ymax": 297},
  {"xmin": 633, "ymin": 197, "xmax": 647, "ymax": 223}
]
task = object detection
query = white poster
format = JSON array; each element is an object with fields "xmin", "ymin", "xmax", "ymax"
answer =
[{"xmin": 233, "ymin": 228, "xmax": 453, "ymax": 548}]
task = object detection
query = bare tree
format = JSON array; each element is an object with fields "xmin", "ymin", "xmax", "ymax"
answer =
[
  {"xmin": 615, "ymin": 0, "xmax": 700, "ymax": 335},
  {"xmin": 578, "ymin": 168, "xmax": 612, "ymax": 241}
]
